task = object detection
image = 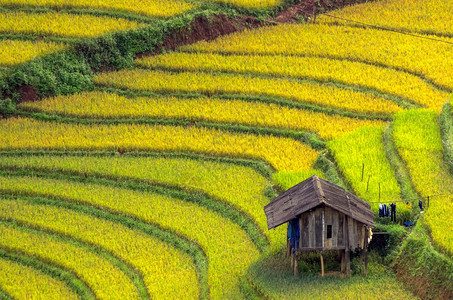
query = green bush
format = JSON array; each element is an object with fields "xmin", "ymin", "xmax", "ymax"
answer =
[
  {"xmin": 75, "ymin": 12, "xmax": 203, "ymax": 72},
  {"xmin": 0, "ymin": 98, "xmax": 16, "ymax": 118},
  {"xmin": 0, "ymin": 11, "xmax": 217, "ymax": 101},
  {"xmin": 371, "ymin": 224, "xmax": 407, "ymax": 263},
  {"xmin": 4, "ymin": 51, "xmax": 93, "ymax": 101}
]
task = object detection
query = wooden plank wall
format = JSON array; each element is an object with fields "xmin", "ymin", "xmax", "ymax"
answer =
[
  {"xmin": 325, "ymin": 207, "xmax": 332, "ymax": 248},
  {"xmin": 297, "ymin": 206, "xmax": 366, "ymax": 251},
  {"xmin": 338, "ymin": 213, "xmax": 344, "ymax": 247},
  {"xmin": 300, "ymin": 214, "xmax": 310, "ymax": 248},
  {"xmin": 348, "ymin": 216, "xmax": 356, "ymax": 250},
  {"xmin": 315, "ymin": 208, "xmax": 323, "ymax": 248}
]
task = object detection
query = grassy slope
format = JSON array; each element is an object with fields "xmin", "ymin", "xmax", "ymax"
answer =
[{"xmin": 247, "ymin": 250, "xmax": 417, "ymax": 299}]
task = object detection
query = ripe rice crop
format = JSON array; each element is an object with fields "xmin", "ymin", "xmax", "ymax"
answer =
[
  {"xmin": 328, "ymin": 126, "xmax": 406, "ymax": 215},
  {"xmin": 0, "ymin": 39, "xmax": 66, "ymax": 66},
  {"xmin": 393, "ymin": 109, "xmax": 453, "ymax": 253},
  {"xmin": 272, "ymin": 170, "xmax": 325, "ymax": 190},
  {"xmin": 94, "ymin": 69, "xmax": 402, "ymax": 115},
  {"xmin": 0, "ymin": 11, "xmax": 144, "ymax": 38},
  {"xmin": 20, "ymin": 91, "xmax": 386, "ymax": 140},
  {"xmin": 0, "ymin": 117, "xmax": 318, "ymax": 172},
  {"xmin": 203, "ymin": 0, "xmax": 281, "ymax": 9},
  {"xmin": 0, "ymin": 0, "xmax": 281, "ymax": 11},
  {"xmin": 393, "ymin": 110, "xmax": 442, "ymax": 153},
  {"xmin": 0, "ymin": 222, "xmax": 139, "ymax": 300},
  {"xmin": 0, "ymin": 197, "xmax": 199, "ymax": 299},
  {"xmin": 318, "ymin": 0, "xmax": 453, "ymax": 37},
  {"xmin": 0, "ymin": 175, "xmax": 260, "ymax": 299},
  {"xmin": 137, "ymin": 52, "xmax": 449, "ymax": 110},
  {"xmin": 0, "ymin": 0, "xmax": 194, "ymax": 18},
  {"xmin": 184, "ymin": 24, "xmax": 453, "ymax": 94},
  {"xmin": 0, "ymin": 154, "xmax": 276, "ymax": 243},
  {"xmin": 0, "ymin": 256, "xmax": 78, "ymax": 300}
]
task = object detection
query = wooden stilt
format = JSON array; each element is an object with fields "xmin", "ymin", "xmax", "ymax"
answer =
[
  {"xmin": 340, "ymin": 250, "xmax": 345, "ymax": 273},
  {"xmin": 364, "ymin": 227, "xmax": 369, "ymax": 276},
  {"xmin": 290, "ymin": 250, "xmax": 294, "ymax": 268},
  {"xmin": 320, "ymin": 252, "xmax": 324, "ymax": 277},
  {"xmin": 359, "ymin": 250, "xmax": 363, "ymax": 267},
  {"xmin": 345, "ymin": 249, "xmax": 351, "ymax": 277},
  {"xmin": 364, "ymin": 246, "xmax": 368, "ymax": 276},
  {"xmin": 293, "ymin": 252, "xmax": 298, "ymax": 277},
  {"xmin": 287, "ymin": 238, "xmax": 291, "ymax": 257}
]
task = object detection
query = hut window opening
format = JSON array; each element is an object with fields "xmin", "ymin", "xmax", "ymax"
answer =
[{"xmin": 326, "ymin": 225, "xmax": 332, "ymax": 239}]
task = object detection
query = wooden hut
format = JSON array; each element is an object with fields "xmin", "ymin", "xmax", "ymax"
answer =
[{"xmin": 264, "ymin": 175, "xmax": 374, "ymax": 277}]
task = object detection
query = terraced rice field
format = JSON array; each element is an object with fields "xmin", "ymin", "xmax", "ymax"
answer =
[
  {"xmin": 0, "ymin": 39, "xmax": 66, "ymax": 67},
  {"xmin": 0, "ymin": 0, "xmax": 287, "ymax": 73},
  {"xmin": 393, "ymin": 109, "xmax": 453, "ymax": 254},
  {"xmin": 94, "ymin": 69, "xmax": 402, "ymax": 115},
  {"xmin": 0, "ymin": 174, "xmax": 260, "ymax": 299},
  {"xmin": 0, "ymin": 0, "xmax": 194, "ymax": 18},
  {"xmin": 0, "ymin": 195, "xmax": 200, "ymax": 299},
  {"xmin": 0, "ymin": 5, "xmax": 151, "ymax": 73},
  {"xmin": 19, "ymin": 91, "xmax": 385, "ymax": 140},
  {"xmin": 328, "ymin": 127, "xmax": 403, "ymax": 210},
  {"xmin": 0, "ymin": 255, "xmax": 79, "ymax": 300},
  {"xmin": 0, "ymin": 0, "xmax": 283, "ymax": 14},
  {"xmin": 1, "ymin": 0, "xmax": 452, "ymax": 298},
  {"xmin": 0, "ymin": 11, "xmax": 144, "ymax": 38},
  {"xmin": 318, "ymin": 0, "xmax": 453, "ymax": 37},
  {"xmin": 184, "ymin": 24, "xmax": 453, "ymax": 102},
  {"xmin": 0, "ymin": 221, "xmax": 139, "ymax": 299},
  {"xmin": 0, "ymin": 0, "xmax": 188, "ymax": 73}
]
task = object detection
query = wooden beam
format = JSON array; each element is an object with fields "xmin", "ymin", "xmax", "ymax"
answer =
[
  {"xmin": 293, "ymin": 252, "xmax": 298, "ymax": 277},
  {"xmin": 340, "ymin": 250, "xmax": 345, "ymax": 273},
  {"xmin": 298, "ymin": 246, "xmax": 346, "ymax": 251},
  {"xmin": 320, "ymin": 251, "xmax": 324, "ymax": 277},
  {"xmin": 345, "ymin": 249, "xmax": 351, "ymax": 278}
]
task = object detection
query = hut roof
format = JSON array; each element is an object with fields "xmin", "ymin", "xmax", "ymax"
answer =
[{"xmin": 264, "ymin": 175, "xmax": 375, "ymax": 229}]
